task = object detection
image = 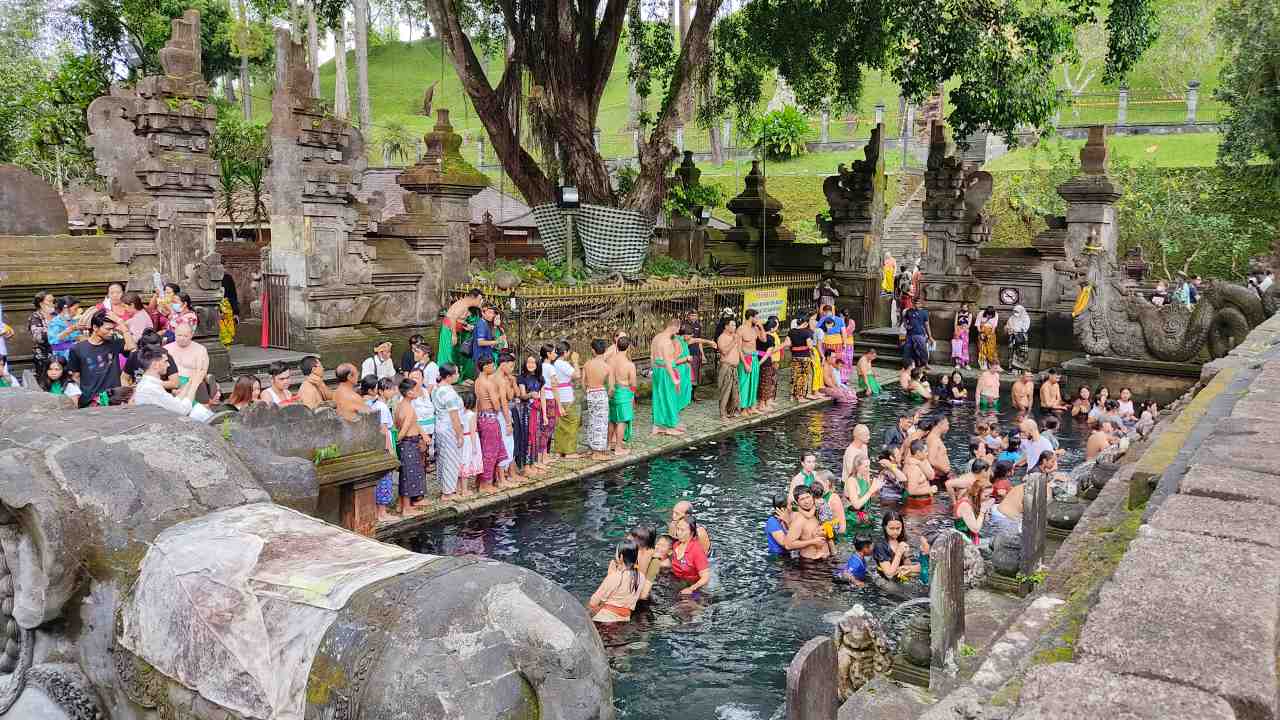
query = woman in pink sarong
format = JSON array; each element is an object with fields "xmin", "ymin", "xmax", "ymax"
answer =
[
  {"xmin": 839, "ymin": 316, "xmax": 856, "ymax": 384},
  {"xmin": 821, "ymin": 351, "xmax": 859, "ymax": 404}
]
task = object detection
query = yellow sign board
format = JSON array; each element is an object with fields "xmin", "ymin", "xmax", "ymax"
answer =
[{"xmin": 744, "ymin": 288, "xmax": 788, "ymax": 322}]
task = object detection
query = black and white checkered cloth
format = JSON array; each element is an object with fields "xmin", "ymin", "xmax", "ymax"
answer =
[{"xmin": 533, "ymin": 203, "xmax": 654, "ymax": 274}]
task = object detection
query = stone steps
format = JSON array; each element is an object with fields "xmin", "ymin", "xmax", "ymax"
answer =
[{"xmin": 882, "ymin": 181, "xmax": 925, "ymax": 262}]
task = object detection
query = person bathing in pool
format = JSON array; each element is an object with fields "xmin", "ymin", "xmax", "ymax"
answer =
[{"xmin": 587, "ymin": 539, "xmax": 652, "ymax": 623}]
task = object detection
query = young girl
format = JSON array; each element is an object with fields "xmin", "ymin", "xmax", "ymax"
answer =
[
  {"xmin": 44, "ymin": 358, "xmax": 82, "ymax": 400},
  {"xmin": 977, "ymin": 306, "xmax": 999, "ymax": 370},
  {"xmin": 588, "ymin": 540, "xmax": 653, "ymax": 623},
  {"xmin": 949, "ymin": 371, "xmax": 968, "ymax": 403},
  {"xmin": 936, "ymin": 373, "xmax": 954, "ymax": 403},
  {"xmin": 1116, "ymin": 387, "xmax": 1136, "ymax": 420},
  {"xmin": 364, "ymin": 375, "xmax": 396, "ymax": 522},
  {"xmin": 840, "ymin": 315, "xmax": 856, "ymax": 384},
  {"xmin": 459, "ymin": 392, "xmax": 483, "ymax": 494},
  {"xmin": 952, "ymin": 303, "xmax": 972, "ymax": 368}
]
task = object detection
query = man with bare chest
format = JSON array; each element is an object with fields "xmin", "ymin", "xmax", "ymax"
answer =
[
  {"xmin": 393, "ymin": 379, "xmax": 428, "ymax": 515},
  {"xmin": 473, "ymin": 357, "xmax": 510, "ymax": 492},
  {"xmin": 976, "ymin": 365, "xmax": 1001, "ymax": 413},
  {"xmin": 650, "ymin": 318, "xmax": 684, "ymax": 435},
  {"xmin": 923, "ymin": 416, "xmax": 952, "ymax": 483},
  {"xmin": 582, "ymin": 338, "xmax": 615, "ymax": 460},
  {"xmin": 608, "ymin": 336, "xmax": 637, "ymax": 455},
  {"xmin": 1011, "ymin": 370, "xmax": 1035, "ymax": 412},
  {"xmin": 333, "ymin": 363, "xmax": 368, "ymax": 421},
  {"xmin": 785, "ymin": 488, "xmax": 832, "ymax": 560},
  {"xmin": 1039, "ymin": 368, "xmax": 1068, "ymax": 411},
  {"xmin": 716, "ymin": 319, "xmax": 742, "ymax": 421}
]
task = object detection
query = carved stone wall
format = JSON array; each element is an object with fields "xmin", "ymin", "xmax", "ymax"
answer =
[{"xmin": 921, "ymin": 124, "xmax": 993, "ymax": 278}]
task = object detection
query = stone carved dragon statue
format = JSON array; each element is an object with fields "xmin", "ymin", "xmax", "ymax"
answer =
[{"xmin": 1071, "ymin": 248, "xmax": 1273, "ymax": 362}]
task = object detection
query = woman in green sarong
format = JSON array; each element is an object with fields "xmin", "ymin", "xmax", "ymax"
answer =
[{"xmin": 675, "ymin": 335, "xmax": 693, "ymax": 410}]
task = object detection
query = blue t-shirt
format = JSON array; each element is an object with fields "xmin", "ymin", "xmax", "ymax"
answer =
[
  {"xmin": 840, "ymin": 553, "xmax": 869, "ymax": 581},
  {"xmin": 905, "ymin": 308, "xmax": 929, "ymax": 337},
  {"xmin": 997, "ymin": 450, "xmax": 1021, "ymax": 465},
  {"xmin": 819, "ymin": 314, "xmax": 846, "ymax": 335},
  {"xmin": 765, "ymin": 516, "xmax": 786, "ymax": 556},
  {"xmin": 472, "ymin": 316, "xmax": 496, "ymax": 362}
]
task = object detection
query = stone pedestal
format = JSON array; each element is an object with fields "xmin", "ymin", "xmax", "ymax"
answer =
[
  {"xmin": 929, "ymin": 532, "xmax": 965, "ymax": 691},
  {"xmin": 1021, "ymin": 472, "xmax": 1049, "ymax": 576},
  {"xmin": 725, "ymin": 160, "xmax": 795, "ymax": 252},
  {"xmin": 786, "ymin": 636, "xmax": 837, "ymax": 720}
]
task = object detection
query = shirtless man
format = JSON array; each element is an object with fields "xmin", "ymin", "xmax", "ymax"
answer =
[
  {"xmin": 333, "ymin": 363, "xmax": 368, "ymax": 421},
  {"xmin": 582, "ymin": 339, "xmax": 615, "ymax": 461},
  {"xmin": 608, "ymin": 336, "xmax": 637, "ymax": 455},
  {"xmin": 975, "ymin": 364, "xmax": 1001, "ymax": 413},
  {"xmin": 903, "ymin": 439, "xmax": 937, "ymax": 500},
  {"xmin": 296, "ymin": 355, "xmax": 332, "ymax": 410},
  {"xmin": 670, "ymin": 500, "xmax": 712, "ymax": 554},
  {"xmin": 785, "ymin": 488, "xmax": 831, "ymax": 560},
  {"xmin": 841, "ymin": 424, "xmax": 871, "ymax": 493},
  {"xmin": 393, "ymin": 378, "xmax": 428, "ymax": 515},
  {"xmin": 713, "ymin": 319, "xmax": 741, "ymax": 420},
  {"xmin": 856, "ymin": 349, "xmax": 882, "ymax": 396},
  {"xmin": 1086, "ymin": 419, "xmax": 1119, "ymax": 460},
  {"xmin": 497, "ymin": 353, "xmax": 526, "ymax": 485},
  {"xmin": 650, "ymin": 318, "xmax": 685, "ymax": 436},
  {"xmin": 898, "ymin": 361, "xmax": 914, "ymax": 390},
  {"xmin": 1038, "ymin": 368, "xmax": 1069, "ymax": 411},
  {"xmin": 1011, "ymin": 370, "xmax": 1035, "ymax": 412},
  {"xmin": 924, "ymin": 416, "xmax": 952, "ymax": 483},
  {"xmin": 473, "ymin": 357, "xmax": 511, "ymax": 491},
  {"xmin": 737, "ymin": 310, "xmax": 764, "ymax": 415},
  {"xmin": 439, "ymin": 288, "xmax": 484, "ymax": 368}
]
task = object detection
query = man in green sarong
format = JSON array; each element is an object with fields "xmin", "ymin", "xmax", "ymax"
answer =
[
  {"xmin": 438, "ymin": 289, "xmax": 484, "ymax": 371},
  {"xmin": 609, "ymin": 336, "xmax": 637, "ymax": 454},
  {"xmin": 856, "ymin": 348, "xmax": 883, "ymax": 396},
  {"xmin": 649, "ymin": 317, "xmax": 684, "ymax": 436},
  {"xmin": 737, "ymin": 309, "xmax": 763, "ymax": 413}
]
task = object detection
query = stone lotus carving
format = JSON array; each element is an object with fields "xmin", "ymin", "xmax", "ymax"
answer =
[{"xmin": 833, "ymin": 605, "xmax": 892, "ymax": 700}]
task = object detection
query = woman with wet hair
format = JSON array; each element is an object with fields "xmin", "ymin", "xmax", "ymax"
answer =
[
  {"xmin": 873, "ymin": 511, "xmax": 923, "ymax": 584},
  {"xmin": 588, "ymin": 539, "xmax": 652, "ymax": 623},
  {"xmin": 669, "ymin": 514, "xmax": 711, "ymax": 595},
  {"xmin": 630, "ymin": 526, "xmax": 661, "ymax": 581}
]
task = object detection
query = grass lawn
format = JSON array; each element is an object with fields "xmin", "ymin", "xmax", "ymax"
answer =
[{"xmin": 984, "ymin": 133, "xmax": 1223, "ymax": 171}]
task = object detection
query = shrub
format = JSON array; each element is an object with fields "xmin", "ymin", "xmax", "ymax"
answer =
[{"xmin": 748, "ymin": 106, "xmax": 811, "ymax": 161}]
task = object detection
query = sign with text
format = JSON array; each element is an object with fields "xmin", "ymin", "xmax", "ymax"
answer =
[{"xmin": 744, "ymin": 288, "xmax": 788, "ymax": 322}]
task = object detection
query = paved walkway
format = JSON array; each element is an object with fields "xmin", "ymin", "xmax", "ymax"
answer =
[{"xmin": 375, "ymin": 365, "xmax": 898, "ymax": 539}]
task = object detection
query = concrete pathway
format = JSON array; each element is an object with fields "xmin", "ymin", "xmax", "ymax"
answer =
[{"xmin": 375, "ymin": 365, "xmax": 898, "ymax": 539}]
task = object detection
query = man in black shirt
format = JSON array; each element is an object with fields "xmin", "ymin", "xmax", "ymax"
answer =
[
  {"xmin": 882, "ymin": 414, "xmax": 911, "ymax": 449},
  {"xmin": 66, "ymin": 310, "xmax": 136, "ymax": 408}
]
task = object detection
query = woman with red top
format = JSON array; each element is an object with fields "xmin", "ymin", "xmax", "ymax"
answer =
[{"xmin": 669, "ymin": 516, "xmax": 710, "ymax": 595}]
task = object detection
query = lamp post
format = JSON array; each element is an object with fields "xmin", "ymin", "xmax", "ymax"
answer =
[{"xmin": 556, "ymin": 185, "xmax": 580, "ymax": 277}]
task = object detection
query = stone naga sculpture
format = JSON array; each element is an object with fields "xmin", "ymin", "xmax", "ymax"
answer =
[
  {"xmin": 0, "ymin": 389, "xmax": 612, "ymax": 720},
  {"xmin": 1072, "ymin": 251, "xmax": 1270, "ymax": 362},
  {"xmin": 833, "ymin": 605, "xmax": 892, "ymax": 700}
]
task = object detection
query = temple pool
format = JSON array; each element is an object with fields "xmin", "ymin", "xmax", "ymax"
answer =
[{"xmin": 391, "ymin": 392, "xmax": 1087, "ymax": 719}]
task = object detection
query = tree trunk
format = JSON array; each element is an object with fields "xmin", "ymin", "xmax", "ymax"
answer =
[
  {"xmin": 223, "ymin": 72, "xmax": 237, "ymax": 103},
  {"xmin": 334, "ymin": 19, "xmax": 349, "ymax": 120},
  {"xmin": 240, "ymin": 54, "xmax": 252, "ymax": 121},
  {"xmin": 307, "ymin": 0, "xmax": 320, "ymax": 98},
  {"xmin": 678, "ymin": 0, "xmax": 693, "ymax": 121},
  {"xmin": 709, "ymin": 120, "xmax": 723, "ymax": 164},
  {"xmin": 353, "ymin": 0, "xmax": 372, "ymax": 130}
]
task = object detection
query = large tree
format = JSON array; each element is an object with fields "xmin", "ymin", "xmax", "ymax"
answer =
[
  {"xmin": 1214, "ymin": 0, "xmax": 1280, "ymax": 174},
  {"xmin": 429, "ymin": 0, "xmax": 1156, "ymax": 215}
]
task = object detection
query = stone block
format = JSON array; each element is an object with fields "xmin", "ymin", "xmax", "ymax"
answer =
[
  {"xmin": 1181, "ymin": 463, "xmax": 1280, "ymax": 507},
  {"xmin": 1015, "ymin": 663, "xmax": 1236, "ymax": 720},
  {"xmin": 1077, "ymin": 526, "xmax": 1280, "ymax": 720},
  {"xmin": 1151, "ymin": 493, "xmax": 1280, "ymax": 549},
  {"xmin": 787, "ymin": 636, "xmax": 838, "ymax": 720}
]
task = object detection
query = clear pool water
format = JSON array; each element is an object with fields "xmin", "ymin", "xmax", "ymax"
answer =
[{"xmin": 391, "ymin": 391, "xmax": 1087, "ymax": 719}]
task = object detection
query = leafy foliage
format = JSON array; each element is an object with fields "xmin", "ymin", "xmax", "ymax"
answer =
[
  {"xmin": 641, "ymin": 254, "xmax": 701, "ymax": 278},
  {"xmin": 75, "ymin": 0, "xmax": 240, "ymax": 80},
  {"xmin": 662, "ymin": 181, "xmax": 727, "ymax": 217},
  {"xmin": 376, "ymin": 117, "xmax": 417, "ymax": 165},
  {"xmin": 211, "ymin": 109, "xmax": 269, "ymax": 240},
  {"xmin": 1213, "ymin": 0, "xmax": 1280, "ymax": 174},
  {"xmin": 987, "ymin": 138, "xmax": 1276, "ymax": 280},
  {"xmin": 747, "ymin": 106, "xmax": 810, "ymax": 161},
  {"xmin": 701, "ymin": 0, "xmax": 1158, "ymax": 145},
  {"xmin": 626, "ymin": 16, "xmax": 678, "ymax": 129}
]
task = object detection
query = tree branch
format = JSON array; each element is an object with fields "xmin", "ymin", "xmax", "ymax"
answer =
[{"xmin": 590, "ymin": 0, "xmax": 629, "ymax": 101}]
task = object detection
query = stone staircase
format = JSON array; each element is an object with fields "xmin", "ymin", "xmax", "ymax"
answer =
[{"xmin": 882, "ymin": 176, "xmax": 924, "ymax": 264}]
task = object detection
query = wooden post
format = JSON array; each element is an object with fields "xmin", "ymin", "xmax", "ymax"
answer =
[
  {"xmin": 1021, "ymin": 472, "xmax": 1049, "ymax": 576},
  {"xmin": 929, "ymin": 532, "xmax": 965, "ymax": 690},
  {"xmin": 786, "ymin": 636, "xmax": 838, "ymax": 720}
]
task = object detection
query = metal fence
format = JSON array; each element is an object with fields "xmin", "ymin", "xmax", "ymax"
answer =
[
  {"xmin": 449, "ymin": 273, "xmax": 822, "ymax": 361},
  {"xmin": 262, "ymin": 272, "xmax": 290, "ymax": 349}
]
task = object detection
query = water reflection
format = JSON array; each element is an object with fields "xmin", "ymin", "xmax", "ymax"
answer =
[{"xmin": 391, "ymin": 392, "xmax": 1087, "ymax": 719}]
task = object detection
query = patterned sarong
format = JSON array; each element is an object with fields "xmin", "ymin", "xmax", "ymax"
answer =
[
  {"xmin": 511, "ymin": 399, "xmax": 530, "ymax": 467},
  {"xmin": 759, "ymin": 361, "xmax": 777, "ymax": 403},
  {"xmin": 586, "ymin": 388, "xmax": 610, "ymax": 452},
  {"xmin": 610, "ymin": 385, "xmax": 635, "ymax": 441},
  {"xmin": 398, "ymin": 436, "xmax": 426, "ymax": 499},
  {"xmin": 791, "ymin": 356, "xmax": 811, "ymax": 400},
  {"xmin": 477, "ymin": 410, "xmax": 508, "ymax": 485}
]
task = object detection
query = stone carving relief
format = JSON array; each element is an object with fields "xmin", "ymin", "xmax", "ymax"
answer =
[{"xmin": 833, "ymin": 605, "xmax": 892, "ymax": 700}]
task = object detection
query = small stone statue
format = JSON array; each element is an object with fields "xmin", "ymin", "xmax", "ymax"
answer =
[{"xmin": 833, "ymin": 604, "xmax": 893, "ymax": 700}]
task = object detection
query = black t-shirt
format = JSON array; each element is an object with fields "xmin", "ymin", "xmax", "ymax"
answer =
[
  {"xmin": 123, "ymin": 347, "xmax": 178, "ymax": 385},
  {"xmin": 872, "ymin": 540, "xmax": 895, "ymax": 578},
  {"xmin": 757, "ymin": 334, "xmax": 776, "ymax": 366},
  {"xmin": 66, "ymin": 337, "xmax": 125, "ymax": 407},
  {"xmin": 788, "ymin": 328, "xmax": 812, "ymax": 357}
]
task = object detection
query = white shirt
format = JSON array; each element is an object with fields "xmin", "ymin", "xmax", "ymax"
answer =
[
  {"xmin": 551, "ymin": 359, "xmax": 575, "ymax": 403},
  {"xmin": 415, "ymin": 361, "xmax": 440, "ymax": 389},
  {"xmin": 1021, "ymin": 434, "xmax": 1055, "ymax": 472},
  {"xmin": 133, "ymin": 374, "xmax": 213, "ymax": 422},
  {"xmin": 366, "ymin": 397, "xmax": 393, "ymax": 428},
  {"xmin": 412, "ymin": 393, "xmax": 435, "ymax": 432},
  {"xmin": 261, "ymin": 387, "xmax": 289, "ymax": 406},
  {"xmin": 361, "ymin": 355, "xmax": 397, "ymax": 380}
]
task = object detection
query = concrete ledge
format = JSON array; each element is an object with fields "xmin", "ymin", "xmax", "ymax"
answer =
[
  {"xmin": 1014, "ymin": 663, "xmax": 1236, "ymax": 720},
  {"xmin": 1077, "ymin": 526, "xmax": 1280, "ymax": 720},
  {"xmin": 1181, "ymin": 463, "xmax": 1280, "ymax": 507}
]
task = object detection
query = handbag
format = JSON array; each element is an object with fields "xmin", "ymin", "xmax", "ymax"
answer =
[{"xmin": 458, "ymin": 337, "xmax": 475, "ymax": 358}]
